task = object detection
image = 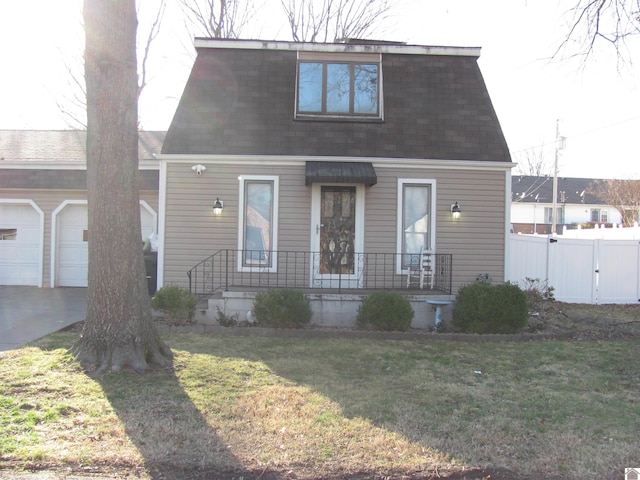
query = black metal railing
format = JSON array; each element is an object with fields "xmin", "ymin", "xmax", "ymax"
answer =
[{"xmin": 187, "ymin": 250, "xmax": 452, "ymax": 297}]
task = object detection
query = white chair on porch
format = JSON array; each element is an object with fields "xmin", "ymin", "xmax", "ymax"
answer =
[{"xmin": 406, "ymin": 247, "xmax": 434, "ymax": 289}]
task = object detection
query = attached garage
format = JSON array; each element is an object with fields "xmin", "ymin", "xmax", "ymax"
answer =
[
  {"xmin": 52, "ymin": 201, "xmax": 157, "ymax": 287},
  {"xmin": 1, "ymin": 130, "xmax": 163, "ymax": 288},
  {"xmin": 0, "ymin": 201, "xmax": 44, "ymax": 286}
]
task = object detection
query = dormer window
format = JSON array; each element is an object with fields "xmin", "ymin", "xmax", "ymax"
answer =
[{"xmin": 296, "ymin": 52, "xmax": 382, "ymax": 120}]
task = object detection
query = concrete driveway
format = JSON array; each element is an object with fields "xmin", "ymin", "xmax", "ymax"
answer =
[{"xmin": 0, "ymin": 286, "xmax": 87, "ymax": 352}]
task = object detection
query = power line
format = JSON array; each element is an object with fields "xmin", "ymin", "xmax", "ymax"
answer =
[{"xmin": 509, "ymin": 114, "xmax": 640, "ymax": 156}]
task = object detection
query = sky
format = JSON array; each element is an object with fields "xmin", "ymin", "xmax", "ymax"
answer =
[{"xmin": 0, "ymin": 0, "xmax": 638, "ymax": 179}]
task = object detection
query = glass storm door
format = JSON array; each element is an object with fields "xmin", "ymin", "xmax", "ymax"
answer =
[{"xmin": 311, "ymin": 184, "xmax": 364, "ymax": 288}]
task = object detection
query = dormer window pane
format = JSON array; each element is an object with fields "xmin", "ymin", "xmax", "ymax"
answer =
[
  {"xmin": 298, "ymin": 62, "xmax": 323, "ymax": 112},
  {"xmin": 326, "ymin": 63, "xmax": 350, "ymax": 113},
  {"xmin": 354, "ymin": 64, "xmax": 378, "ymax": 114}
]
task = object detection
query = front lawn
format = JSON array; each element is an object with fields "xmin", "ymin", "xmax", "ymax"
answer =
[{"xmin": 0, "ymin": 329, "xmax": 638, "ymax": 479}]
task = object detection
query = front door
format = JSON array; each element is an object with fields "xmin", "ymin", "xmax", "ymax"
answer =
[{"xmin": 311, "ymin": 184, "xmax": 364, "ymax": 288}]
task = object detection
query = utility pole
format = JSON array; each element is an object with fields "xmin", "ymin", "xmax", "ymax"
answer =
[
  {"xmin": 551, "ymin": 119, "xmax": 566, "ymax": 234},
  {"xmin": 551, "ymin": 120, "xmax": 559, "ymax": 234}
]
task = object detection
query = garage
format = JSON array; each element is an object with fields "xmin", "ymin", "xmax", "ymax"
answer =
[
  {"xmin": 54, "ymin": 201, "xmax": 156, "ymax": 287},
  {"xmin": 0, "ymin": 202, "xmax": 43, "ymax": 286}
]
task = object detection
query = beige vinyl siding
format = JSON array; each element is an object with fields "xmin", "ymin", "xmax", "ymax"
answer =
[
  {"xmin": 437, "ymin": 170, "xmax": 506, "ymax": 292},
  {"xmin": 368, "ymin": 165, "xmax": 507, "ymax": 292},
  {"xmin": 162, "ymin": 162, "xmax": 311, "ymax": 287},
  {"xmin": 0, "ymin": 189, "xmax": 158, "ymax": 288},
  {"xmin": 162, "ymin": 159, "xmax": 508, "ymax": 294}
]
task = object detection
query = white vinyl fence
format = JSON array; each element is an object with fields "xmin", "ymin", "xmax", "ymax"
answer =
[{"xmin": 507, "ymin": 233, "xmax": 640, "ymax": 304}]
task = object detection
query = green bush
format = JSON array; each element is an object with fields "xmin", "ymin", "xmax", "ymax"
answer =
[
  {"xmin": 356, "ymin": 291, "xmax": 414, "ymax": 331},
  {"xmin": 453, "ymin": 282, "xmax": 529, "ymax": 333},
  {"xmin": 151, "ymin": 285, "xmax": 198, "ymax": 325},
  {"xmin": 252, "ymin": 289, "xmax": 313, "ymax": 328},
  {"xmin": 452, "ymin": 282, "xmax": 528, "ymax": 334}
]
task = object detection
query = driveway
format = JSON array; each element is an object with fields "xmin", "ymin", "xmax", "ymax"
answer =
[{"xmin": 0, "ymin": 286, "xmax": 86, "ymax": 352}]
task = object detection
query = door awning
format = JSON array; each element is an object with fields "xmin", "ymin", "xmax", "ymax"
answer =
[{"xmin": 305, "ymin": 161, "xmax": 377, "ymax": 186}]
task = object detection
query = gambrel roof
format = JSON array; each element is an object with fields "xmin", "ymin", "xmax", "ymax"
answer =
[{"xmin": 162, "ymin": 39, "xmax": 511, "ymax": 162}]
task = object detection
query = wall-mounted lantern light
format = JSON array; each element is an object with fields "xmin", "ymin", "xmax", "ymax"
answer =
[
  {"xmin": 451, "ymin": 202, "xmax": 461, "ymax": 219},
  {"xmin": 213, "ymin": 197, "xmax": 224, "ymax": 216}
]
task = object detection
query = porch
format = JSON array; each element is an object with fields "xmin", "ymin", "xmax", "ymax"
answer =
[{"xmin": 188, "ymin": 250, "xmax": 455, "ymax": 329}]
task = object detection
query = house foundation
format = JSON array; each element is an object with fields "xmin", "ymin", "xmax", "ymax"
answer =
[{"xmin": 198, "ymin": 291, "xmax": 456, "ymax": 330}]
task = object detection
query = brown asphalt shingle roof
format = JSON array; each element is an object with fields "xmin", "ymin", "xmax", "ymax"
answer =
[
  {"xmin": 0, "ymin": 130, "xmax": 163, "ymax": 190},
  {"xmin": 0, "ymin": 130, "xmax": 165, "ymax": 162},
  {"xmin": 163, "ymin": 40, "xmax": 511, "ymax": 162}
]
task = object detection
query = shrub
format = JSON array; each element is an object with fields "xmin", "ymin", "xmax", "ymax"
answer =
[
  {"xmin": 452, "ymin": 282, "xmax": 528, "ymax": 334},
  {"xmin": 252, "ymin": 289, "xmax": 313, "ymax": 328},
  {"xmin": 356, "ymin": 291, "xmax": 414, "ymax": 331},
  {"xmin": 215, "ymin": 306, "xmax": 238, "ymax": 327},
  {"xmin": 520, "ymin": 277, "xmax": 555, "ymax": 315},
  {"xmin": 151, "ymin": 285, "xmax": 198, "ymax": 326}
]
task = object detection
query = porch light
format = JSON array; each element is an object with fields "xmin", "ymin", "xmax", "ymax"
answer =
[
  {"xmin": 451, "ymin": 202, "xmax": 461, "ymax": 219},
  {"xmin": 213, "ymin": 198, "xmax": 224, "ymax": 216}
]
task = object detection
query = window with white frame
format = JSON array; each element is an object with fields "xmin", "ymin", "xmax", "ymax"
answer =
[
  {"xmin": 238, "ymin": 176, "xmax": 279, "ymax": 272},
  {"xmin": 0, "ymin": 228, "xmax": 17, "ymax": 240},
  {"xmin": 296, "ymin": 52, "xmax": 381, "ymax": 119},
  {"xmin": 600, "ymin": 210, "xmax": 608, "ymax": 223},
  {"xmin": 397, "ymin": 179, "xmax": 435, "ymax": 270},
  {"xmin": 544, "ymin": 207, "xmax": 564, "ymax": 224},
  {"xmin": 590, "ymin": 208, "xmax": 608, "ymax": 223}
]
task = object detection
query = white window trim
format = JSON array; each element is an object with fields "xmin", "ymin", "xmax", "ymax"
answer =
[
  {"xmin": 396, "ymin": 178, "xmax": 436, "ymax": 275},
  {"xmin": 237, "ymin": 175, "xmax": 279, "ymax": 273},
  {"xmin": 295, "ymin": 52, "xmax": 384, "ymax": 121}
]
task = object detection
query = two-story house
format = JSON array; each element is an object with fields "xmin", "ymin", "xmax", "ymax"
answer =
[{"xmin": 156, "ymin": 38, "xmax": 514, "ymax": 326}]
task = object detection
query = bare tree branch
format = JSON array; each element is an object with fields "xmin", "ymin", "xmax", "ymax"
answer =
[
  {"xmin": 178, "ymin": 0, "xmax": 257, "ymax": 38},
  {"xmin": 556, "ymin": 0, "xmax": 640, "ymax": 66},
  {"xmin": 138, "ymin": 0, "xmax": 166, "ymax": 100},
  {"xmin": 57, "ymin": 57, "xmax": 88, "ymax": 129},
  {"xmin": 280, "ymin": 0, "xmax": 393, "ymax": 43},
  {"xmin": 56, "ymin": 0, "xmax": 167, "ymax": 129},
  {"xmin": 587, "ymin": 179, "xmax": 640, "ymax": 225},
  {"xmin": 514, "ymin": 145, "xmax": 553, "ymax": 177}
]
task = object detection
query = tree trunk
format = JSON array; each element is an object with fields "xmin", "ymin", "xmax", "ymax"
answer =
[{"xmin": 71, "ymin": 0, "xmax": 172, "ymax": 373}]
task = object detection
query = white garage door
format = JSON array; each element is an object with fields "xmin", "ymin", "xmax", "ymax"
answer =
[
  {"xmin": 56, "ymin": 203, "xmax": 155, "ymax": 287},
  {"xmin": 0, "ymin": 204, "xmax": 42, "ymax": 286},
  {"xmin": 57, "ymin": 204, "xmax": 89, "ymax": 287}
]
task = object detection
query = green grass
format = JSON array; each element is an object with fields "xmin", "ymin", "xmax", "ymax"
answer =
[{"xmin": 1, "ymin": 331, "xmax": 639, "ymax": 479}]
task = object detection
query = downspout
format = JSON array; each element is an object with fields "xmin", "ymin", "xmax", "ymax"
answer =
[
  {"xmin": 504, "ymin": 167, "xmax": 513, "ymax": 283},
  {"xmin": 155, "ymin": 154, "xmax": 167, "ymax": 292}
]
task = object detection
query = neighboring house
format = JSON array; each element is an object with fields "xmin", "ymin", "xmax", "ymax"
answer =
[
  {"xmin": 511, "ymin": 175, "xmax": 624, "ymax": 234},
  {"xmin": 0, "ymin": 130, "xmax": 163, "ymax": 288},
  {"xmin": 156, "ymin": 38, "xmax": 513, "ymax": 325}
]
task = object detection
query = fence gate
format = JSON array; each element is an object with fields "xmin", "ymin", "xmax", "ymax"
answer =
[
  {"xmin": 508, "ymin": 234, "xmax": 640, "ymax": 304},
  {"xmin": 597, "ymin": 240, "xmax": 640, "ymax": 303},
  {"xmin": 548, "ymin": 238, "xmax": 597, "ymax": 303}
]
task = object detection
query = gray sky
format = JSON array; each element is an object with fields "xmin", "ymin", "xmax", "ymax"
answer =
[{"xmin": 1, "ymin": 0, "xmax": 638, "ymax": 179}]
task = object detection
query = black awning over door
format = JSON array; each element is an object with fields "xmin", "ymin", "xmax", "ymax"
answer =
[{"xmin": 305, "ymin": 161, "xmax": 377, "ymax": 186}]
